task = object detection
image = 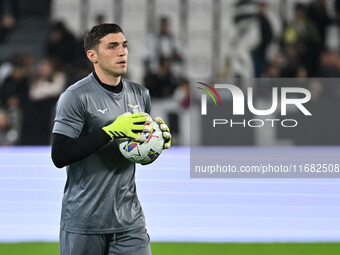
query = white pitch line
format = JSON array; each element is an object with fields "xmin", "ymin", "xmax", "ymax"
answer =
[
  {"xmin": 0, "ymin": 200, "xmax": 60, "ymax": 204},
  {"xmin": 0, "ymin": 153, "xmax": 50, "ymax": 156},
  {"xmin": 0, "ymin": 165, "xmax": 55, "ymax": 168},
  {"xmin": 0, "ymin": 189, "xmax": 61, "ymax": 192},
  {"xmin": 139, "ymin": 191, "xmax": 340, "ymax": 197},
  {"xmin": 136, "ymin": 179, "xmax": 340, "ymax": 185},
  {"xmin": 0, "ymin": 224, "xmax": 58, "ymax": 227},
  {"xmin": 0, "ymin": 189, "xmax": 339, "ymax": 197},
  {"xmin": 0, "ymin": 176, "xmax": 65, "ymax": 180},
  {"xmin": 139, "ymin": 167, "xmax": 188, "ymax": 170},
  {"xmin": 0, "ymin": 176, "xmax": 339, "ymax": 186},
  {"xmin": 147, "ymin": 214, "xmax": 340, "ymax": 221},
  {"xmin": 0, "ymin": 165, "xmax": 186, "ymax": 170},
  {"xmin": 0, "ymin": 188, "xmax": 340, "ymax": 198},
  {"xmin": 148, "ymin": 226, "xmax": 340, "ymax": 233},
  {"xmin": 142, "ymin": 202, "xmax": 340, "ymax": 209},
  {"xmin": 0, "ymin": 212, "xmax": 60, "ymax": 216},
  {"xmin": 0, "ymin": 153, "xmax": 189, "ymax": 158},
  {"xmin": 1, "ymin": 175, "xmax": 340, "ymax": 186}
]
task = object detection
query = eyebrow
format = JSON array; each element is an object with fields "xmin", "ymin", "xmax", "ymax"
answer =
[{"xmin": 107, "ymin": 41, "xmax": 128, "ymax": 46}]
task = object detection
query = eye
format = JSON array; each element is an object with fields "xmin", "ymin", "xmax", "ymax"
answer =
[{"xmin": 123, "ymin": 44, "xmax": 128, "ymax": 49}]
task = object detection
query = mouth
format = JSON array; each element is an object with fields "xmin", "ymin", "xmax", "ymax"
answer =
[{"xmin": 117, "ymin": 60, "xmax": 127, "ymax": 65}]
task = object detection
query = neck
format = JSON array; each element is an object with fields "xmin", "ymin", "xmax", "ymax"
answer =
[{"xmin": 94, "ymin": 68, "xmax": 121, "ymax": 86}]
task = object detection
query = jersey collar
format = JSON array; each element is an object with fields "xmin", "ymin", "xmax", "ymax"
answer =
[{"xmin": 92, "ymin": 71, "xmax": 123, "ymax": 93}]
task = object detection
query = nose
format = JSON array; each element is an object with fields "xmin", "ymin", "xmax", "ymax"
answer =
[{"xmin": 118, "ymin": 45, "xmax": 127, "ymax": 56}]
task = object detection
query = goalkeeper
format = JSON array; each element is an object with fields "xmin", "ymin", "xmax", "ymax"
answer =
[{"xmin": 51, "ymin": 23, "xmax": 170, "ymax": 255}]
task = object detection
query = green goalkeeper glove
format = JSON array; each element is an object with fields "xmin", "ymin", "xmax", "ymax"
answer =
[
  {"xmin": 155, "ymin": 116, "xmax": 171, "ymax": 149},
  {"xmin": 103, "ymin": 112, "xmax": 152, "ymax": 142}
]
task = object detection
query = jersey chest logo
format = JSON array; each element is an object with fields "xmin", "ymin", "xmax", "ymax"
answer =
[
  {"xmin": 128, "ymin": 104, "xmax": 140, "ymax": 113},
  {"xmin": 97, "ymin": 108, "xmax": 109, "ymax": 114}
]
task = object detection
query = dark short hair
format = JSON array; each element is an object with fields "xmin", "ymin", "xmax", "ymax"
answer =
[{"xmin": 83, "ymin": 23, "xmax": 124, "ymax": 52}]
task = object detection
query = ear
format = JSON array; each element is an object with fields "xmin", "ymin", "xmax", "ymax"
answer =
[{"xmin": 86, "ymin": 49, "xmax": 98, "ymax": 64}]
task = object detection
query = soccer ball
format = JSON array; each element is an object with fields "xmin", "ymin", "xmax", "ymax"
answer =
[{"xmin": 118, "ymin": 121, "xmax": 164, "ymax": 164}]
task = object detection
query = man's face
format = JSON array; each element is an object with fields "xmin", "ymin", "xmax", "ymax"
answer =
[
  {"xmin": 95, "ymin": 32, "xmax": 128, "ymax": 77},
  {"xmin": 160, "ymin": 20, "xmax": 169, "ymax": 34}
]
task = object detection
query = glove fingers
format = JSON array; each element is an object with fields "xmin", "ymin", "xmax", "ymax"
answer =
[
  {"xmin": 132, "ymin": 124, "xmax": 146, "ymax": 131},
  {"xmin": 162, "ymin": 131, "xmax": 171, "ymax": 140},
  {"xmin": 143, "ymin": 124, "xmax": 152, "ymax": 133},
  {"xmin": 160, "ymin": 123, "xmax": 169, "ymax": 132},
  {"xmin": 140, "ymin": 112, "xmax": 153, "ymax": 124},
  {"xmin": 132, "ymin": 116, "xmax": 147, "ymax": 124},
  {"xmin": 127, "ymin": 132, "xmax": 138, "ymax": 139},
  {"xmin": 155, "ymin": 116, "xmax": 171, "ymax": 149},
  {"xmin": 103, "ymin": 112, "xmax": 151, "ymax": 141},
  {"xmin": 135, "ymin": 135, "xmax": 146, "ymax": 143},
  {"xmin": 155, "ymin": 116, "xmax": 164, "ymax": 125}
]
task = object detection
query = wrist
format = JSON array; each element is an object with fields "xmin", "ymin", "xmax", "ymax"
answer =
[
  {"xmin": 102, "ymin": 126, "xmax": 114, "ymax": 140},
  {"xmin": 99, "ymin": 128, "xmax": 112, "ymax": 142}
]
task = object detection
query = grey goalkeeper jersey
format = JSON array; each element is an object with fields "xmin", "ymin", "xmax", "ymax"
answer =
[{"xmin": 53, "ymin": 73, "xmax": 151, "ymax": 234}]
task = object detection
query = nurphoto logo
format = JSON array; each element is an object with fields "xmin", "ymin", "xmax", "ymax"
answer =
[{"xmin": 196, "ymin": 82, "xmax": 312, "ymax": 128}]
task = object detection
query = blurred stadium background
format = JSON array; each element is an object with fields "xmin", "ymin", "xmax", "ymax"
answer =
[{"xmin": 1, "ymin": 0, "xmax": 340, "ymax": 254}]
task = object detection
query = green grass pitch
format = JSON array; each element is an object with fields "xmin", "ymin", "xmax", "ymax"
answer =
[{"xmin": 1, "ymin": 242, "xmax": 340, "ymax": 255}]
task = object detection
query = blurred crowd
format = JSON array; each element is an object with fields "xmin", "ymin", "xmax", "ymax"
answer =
[
  {"xmin": 229, "ymin": 0, "xmax": 340, "ymax": 79},
  {"xmin": 0, "ymin": 11, "xmax": 190, "ymax": 146},
  {"xmin": 1, "ymin": 0, "xmax": 340, "ymax": 146},
  {"xmin": 266, "ymin": 0, "xmax": 337, "ymax": 79},
  {"xmin": 0, "ymin": 18, "xmax": 91, "ymax": 146}
]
